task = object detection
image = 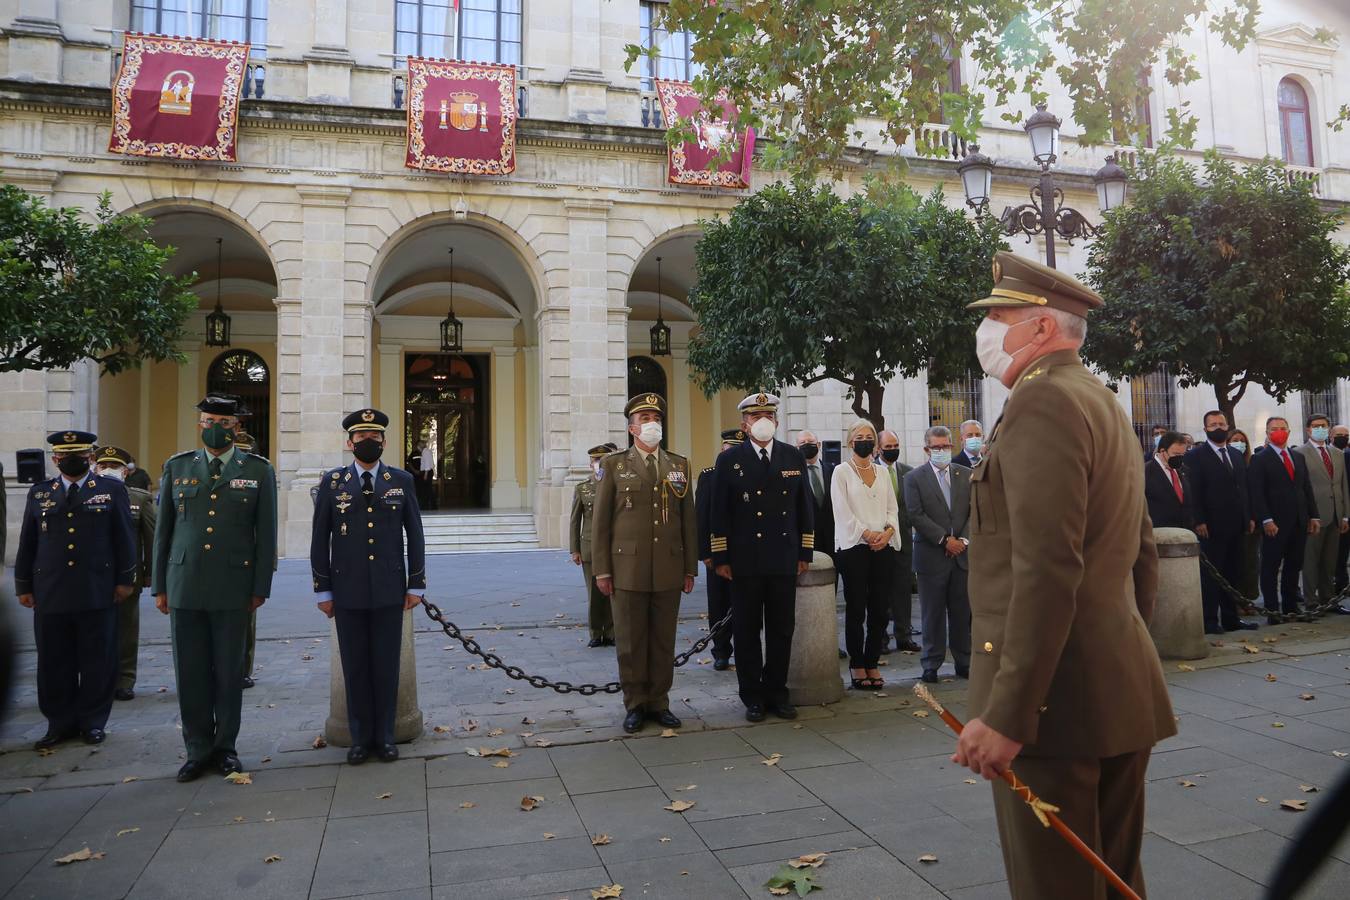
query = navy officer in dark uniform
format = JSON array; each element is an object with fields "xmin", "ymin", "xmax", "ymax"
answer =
[
  {"xmin": 696, "ymin": 428, "xmax": 744, "ymax": 670},
  {"xmin": 14, "ymin": 431, "xmax": 136, "ymax": 748},
  {"xmin": 711, "ymin": 392, "xmax": 815, "ymax": 722},
  {"xmin": 310, "ymin": 408, "xmax": 427, "ymax": 764}
]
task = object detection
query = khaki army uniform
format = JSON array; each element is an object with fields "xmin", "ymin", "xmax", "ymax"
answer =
[
  {"xmin": 592, "ymin": 445, "xmax": 697, "ymax": 713},
  {"xmin": 569, "ymin": 477, "xmax": 613, "ymax": 643},
  {"xmin": 967, "ymin": 253, "xmax": 1175, "ymax": 900},
  {"xmin": 115, "ymin": 484, "xmax": 157, "ymax": 692}
]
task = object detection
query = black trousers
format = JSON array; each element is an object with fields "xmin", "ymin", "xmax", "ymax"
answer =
[
  {"xmin": 34, "ymin": 607, "xmax": 117, "ymax": 733},
  {"xmin": 1199, "ymin": 528, "xmax": 1245, "ymax": 628},
  {"xmin": 730, "ymin": 573, "xmax": 797, "ymax": 708},
  {"xmin": 1261, "ymin": 523, "xmax": 1308, "ymax": 613},
  {"xmin": 705, "ymin": 560, "xmax": 734, "ymax": 660},
  {"xmin": 334, "ymin": 605, "xmax": 404, "ymax": 747},
  {"xmin": 837, "ymin": 545, "xmax": 894, "ymax": 668},
  {"xmin": 888, "ymin": 545, "xmax": 914, "ymax": 641}
]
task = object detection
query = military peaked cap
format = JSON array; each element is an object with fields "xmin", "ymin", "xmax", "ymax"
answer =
[
  {"xmin": 48, "ymin": 430, "xmax": 97, "ymax": 453},
  {"xmin": 94, "ymin": 445, "xmax": 133, "ymax": 466},
  {"xmin": 968, "ymin": 251, "xmax": 1104, "ymax": 319},
  {"xmin": 624, "ymin": 393, "xmax": 667, "ymax": 419},
  {"xmin": 343, "ymin": 408, "xmax": 389, "ymax": 433}
]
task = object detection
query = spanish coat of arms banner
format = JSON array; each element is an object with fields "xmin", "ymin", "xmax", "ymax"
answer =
[
  {"xmin": 109, "ymin": 33, "xmax": 250, "ymax": 161},
  {"xmin": 405, "ymin": 58, "xmax": 517, "ymax": 175},
  {"xmin": 654, "ymin": 80, "xmax": 755, "ymax": 190}
]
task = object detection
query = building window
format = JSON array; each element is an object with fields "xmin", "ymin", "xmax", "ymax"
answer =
[
  {"xmin": 1129, "ymin": 365, "xmax": 1176, "ymax": 450},
  {"xmin": 640, "ymin": 1, "xmax": 701, "ymax": 91},
  {"xmin": 928, "ymin": 371, "xmax": 983, "ymax": 429},
  {"xmin": 1278, "ymin": 77, "xmax": 1314, "ymax": 167},
  {"xmin": 131, "ymin": 0, "xmax": 268, "ymax": 57},
  {"xmin": 627, "ymin": 355, "xmax": 669, "ymax": 449},
  {"xmin": 395, "ymin": 0, "xmax": 522, "ymax": 66},
  {"xmin": 1301, "ymin": 384, "xmax": 1341, "ymax": 424},
  {"xmin": 206, "ymin": 349, "xmax": 270, "ymax": 459}
]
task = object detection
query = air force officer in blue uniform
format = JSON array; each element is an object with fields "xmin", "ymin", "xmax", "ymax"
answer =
[
  {"xmin": 310, "ymin": 408, "xmax": 427, "ymax": 764},
  {"xmin": 15, "ymin": 431, "xmax": 136, "ymax": 749}
]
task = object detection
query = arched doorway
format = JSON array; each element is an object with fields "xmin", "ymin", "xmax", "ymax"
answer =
[
  {"xmin": 405, "ymin": 353, "xmax": 489, "ymax": 510},
  {"xmin": 627, "ymin": 354, "xmax": 669, "ymax": 449},
  {"xmin": 206, "ymin": 349, "xmax": 272, "ymax": 459}
]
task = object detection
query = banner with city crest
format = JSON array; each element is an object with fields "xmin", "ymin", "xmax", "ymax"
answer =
[
  {"xmin": 109, "ymin": 33, "xmax": 250, "ymax": 161},
  {"xmin": 405, "ymin": 58, "xmax": 517, "ymax": 176},
  {"xmin": 654, "ymin": 80, "xmax": 755, "ymax": 190}
]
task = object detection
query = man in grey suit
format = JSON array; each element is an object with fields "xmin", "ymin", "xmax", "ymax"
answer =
[
  {"xmin": 903, "ymin": 425, "xmax": 972, "ymax": 684},
  {"xmin": 878, "ymin": 430, "xmax": 918, "ymax": 652},
  {"xmin": 1300, "ymin": 413, "xmax": 1349, "ymax": 609}
]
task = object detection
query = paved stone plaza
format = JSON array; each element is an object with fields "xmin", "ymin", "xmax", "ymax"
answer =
[{"xmin": 2, "ymin": 550, "xmax": 1350, "ymax": 899}]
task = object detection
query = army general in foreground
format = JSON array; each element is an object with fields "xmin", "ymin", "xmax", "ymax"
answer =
[{"xmin": 954, "ymin": 252, "xmax": 1175, "ymax": 899}]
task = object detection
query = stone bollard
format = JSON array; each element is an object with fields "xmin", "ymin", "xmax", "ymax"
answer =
[
  {"xmin": 1148, "ymin": 527, "xmax": 1210, "ymax": 661},
  {"xmin": 787, "ymin": 550, "xmax": 844, "ymax": 706},
  {"xmin": 324, "ymin": 607, "xmax": 425, "ymax": 746}
]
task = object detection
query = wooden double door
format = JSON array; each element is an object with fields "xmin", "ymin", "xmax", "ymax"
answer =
[{"xmin": 405, "ymin": 353, "xmax": 489, "ymax": 510}]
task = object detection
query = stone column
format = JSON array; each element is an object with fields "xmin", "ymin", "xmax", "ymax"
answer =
[
  {"xmin": 324, "ymin": 608, "xmax": 424, "ymax": 746},
  {"xmin": 7, "ymin": 0, "xmax": 62, "ymax": 83},
  {"xmin": 788, "ymin": 551, "xmax": 844, "ymax": 705},
  {"xmin": 671, "ymin": 344, "xmax": 693, "ymax": 459},
  {"xmin": 1148, "ymin": 527, "xmax": 1209, "ymax": 660},
  {"xmin": 377, "ymin": 342, "xmax": 403, "ymax": 460},
  {"xmin": 565, "ymin": 0, "xmax": 606, "ymax": 121},
  {"xmin": 490, "ymin": 345, "xmax": 522, "ymax": 507},
  {"xmin": 175, "ymin": 340, "xmax": 202, "ymax": 452}
]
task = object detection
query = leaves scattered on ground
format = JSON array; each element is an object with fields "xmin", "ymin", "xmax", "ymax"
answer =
[
  {"xmin": 1242, "ymin": 645, "xmax": 1261, "ymax": 655},
  {"xmin": 224, "ymin": 772, "xmax": 252, "ymax": 785},
  {"xmin": 762, "ymin": 753, "xmax": 783, "ymax": 767},
  {"xmin": 1281, "ymin": 799, "xmax": 1308, "ymax": 812},
  {"xmin": 492, "ymin": 761, "xmax": 511, "ymax": 769},
  {"xmin": 54, "ymin": 848, "xmax": 104, "ymax": 865},
  {"xmin": 911, "ymin": 710, "xmax": 929, "ymax": 719},
  {"xmin": 592, "ymin": 833, "xmax": 612, "ymax": 846},
  {"xmin": 789, "ymin": 852, "xmax": 827, "ymax": 869},
  {"xmin": 664, "ymin": 799, "xmax": 695, "ymax": 813},
  {"xmin": 676, "ymin": 784, "xmax": 697, "ymax": 792},
  {"xmin": 918, "ymin": 853, "xmax": 939, "ymax": 863},
  {"xmin": 1300, "ymin": 694, "xmax": 1316, "ymax": 701},
  {"xmin": 1265, "ymin": 674, "xmax": 1278, "ymax": 682},
  {"xmin": 591, "ymin": 885, "xmax": 623, "ymax": 899},
  {"xmin": 1333, "ymin": 751, "xmax": 1348, "ymax": 759},
  {"xmin": 1177, "ymin": 664, "xmax": 1196, "ymax": 672},
  {"xmin": 765, "ymin": 862, "xmax": 820, "ymax": 896},
  {"xmin": 1299, "ymin": 784, "xmax": 1318, "ymax": 793},
  {"xmin": 1179, "ymin": 780, "xmax": 1197, "ymax": 788},
  {"xmin": 487, "ymin": 728, "xmax": 505, "ymax": 737},
  {"xmin": 115, "ymin": 828, "xmax": 139, "ymax": 837},
  {"xmin": 1272, "ymin": 722, "xmax": 1286, "ymax": 729},
  {"xmin": 459, "ymin": 801, "xmax": 476, "ymax": 809},
  {"xmin": 520, "ymin": 795, "xmax": 544, "ymax": 811},
  {"xmin": 534, "ymin": 739, "xmax": 554, "ymax": 748},
  {"xmin": 312, "ymin": 736, "xmax": 327, "ymax": 749},
  {"xmin": 376, "ymin": 792, "xmax": 392, "ymax": 800},
  {"xmin": 121, "ymin": 776, "xmax": 138, "ymax": 784},
  {"xmin": 660, "ymin": 728, "xmax": 678, "ymax": 738},
  {"xmin": 264, "ymin": 855, "xmax": 282, "ymax": 864},
  {"xmin": 467, "ymin": 747, "xmax": 516, "ymax": 758}
]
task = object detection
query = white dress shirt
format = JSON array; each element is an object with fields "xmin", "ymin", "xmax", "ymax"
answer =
[{"xmin": 831, "ymin": 460, "xmax": 901, "ymax": 551}]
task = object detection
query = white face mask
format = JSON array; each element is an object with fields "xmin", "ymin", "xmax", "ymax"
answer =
[
  {"xmin": 975, "ymin": 316, "xmax": 1034, "ymax": 381},
  {"xmin": 638, "ymin": 422, "xmax": 663, "ymax": 447},
  {"xmin": 749, "ymin": 417, "xmax": 776, "ymax": 442},
  {"xmin": 929, "ymin": 449, "xmax": 952, "ymax": 468},
  {"xmin": 98, "ymin": 467, "xmax": 125, "ymax": 482}
]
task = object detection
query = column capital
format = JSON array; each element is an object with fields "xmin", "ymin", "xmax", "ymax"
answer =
[
  {"xmin": 491, "ymin": 345, "xmax": 519, "ymax": 358},
  {"xmin": 5, "ymin": 168, "xmax": 59, "ymax": 195},
  {"xmin": 273, "ymin": 296, "xmax": 303, "ymax": 310},
  {"xmin": 376, "ymin": 342, "xmax": 404, "ymax": 356},
  {"xmin": 563, "ymin": 197, "xmax": 613, "ymax": 218}
]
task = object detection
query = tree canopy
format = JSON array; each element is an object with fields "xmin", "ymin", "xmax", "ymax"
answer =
[
  {"xmin": 626, "ymin": 0, "xmax": 1278, "ymax": 176},
  {"xmin": 0, "ymin": 185, "xmax": 198, "ymax": 375},
  {"xmin": 687, "ymin": 180, "xmax": 1002, "ymax": 431},
  {"xmin": 1082, "ymin": 151, "xmax": 1350, "ymax": 426}
]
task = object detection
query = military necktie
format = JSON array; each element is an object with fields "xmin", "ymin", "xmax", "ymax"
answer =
[
  {"xmin": 362, "ymin": 471, "xmax": 374, "ymax": 496},
  {"xmin": 209, "ymin": 457, "xmax": 223, "ymax": 479},
  {"xmin": 645, "ymin": 454, "xmax": 657, "ymax": 481},
  {"xmin": 760, "ymin": 447, "xmax": 769, "ymax": 466},
  {"xmin": 66, "ymin": 480, "xmax": 80, "ymax": 507}
]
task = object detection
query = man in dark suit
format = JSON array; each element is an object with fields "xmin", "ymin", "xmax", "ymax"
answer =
[
  {"xmin": 1145, "ymin": 431, "xmax": 1195, "ymax": 530},
  {"xmin": 878, "ymin": 429, "xmax": 918, "ymax": 652},
  {"xmin": 953, "ymin": 419, "xmax": 985, "ymax": 469},
  {"xmin": 1249, "ymin": 416, "xmax": 1321, "ymax": 623},
  {"xmin": 311, "ymin": 408, "xmax": 426, "ymax": 764},
  {"xmin": 797, "ymin": 430, "xmax": 835, "ymax": 565},
  {"xmin": 711, "ymin": 392, "xmax": 815, "ymax": 723},
  {"xmin": 697, "ymin": 429, "xmax": 744, "ymax": 669},
  {"xmin": 1184, "ymin": 410, "xmax": 1257, "ymax": 633},
  {"xmin": 1334, "ymin": 424, "xmax": 1350, "ymax": 605},
  {"xmin": 14, "ymin": 431, "xmax": 136, "ymax": 749}
]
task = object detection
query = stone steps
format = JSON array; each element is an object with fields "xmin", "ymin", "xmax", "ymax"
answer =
[{"xmin": 421, "ymin": 511, "xmax": 539, "ymax": 553}]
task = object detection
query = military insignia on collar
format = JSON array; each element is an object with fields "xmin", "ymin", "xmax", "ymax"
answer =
[
  {"xmin": 383, "ymin": 471, "xmax": 391, "ymax": 481},
  {"xmin": 86, "ymin": 480, "xmax": 95, "ymax": 488}
]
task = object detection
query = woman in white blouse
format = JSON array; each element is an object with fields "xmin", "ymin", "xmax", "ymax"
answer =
[{"xmin": 831, "ymin": 419, "xmax": 902, "ymax": 690}]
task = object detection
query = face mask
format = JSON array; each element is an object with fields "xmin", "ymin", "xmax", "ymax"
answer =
[
  {"xmin": 1229, "ymin": 440, "xmax": 1247, "ymax": 454},
  {"xmin": 749, "ymin": 418, "xmax": 776, "ymax": 442},
  {"xmin": 57, "ymin": 455, "xmax": 90, "ymax": 478},
  {"xmin": 97, "ymin": 466, "xmax": 125, "ymax": 482},
  {"xmin": 853, "ymin": 440, "xmax": 875, "ymax": 459},
  {"xmin": 591, "ymin": 463, "xmax": 602, "ymax": 477},
  {"xmin": 964, "ymin": 437, "xmax": 983, "ymax": 455},
  {"xmin": 975, "ymin": 317, "xmax": 1035, "ymax": 381},
  {"xmin": 1167, "ymin": 455, "xmax": 1185, "ymax": 470},
  {"xmin": 638, "ymin": 422, "xmax": 663, "ymax": 446},
  {"xmin": 881, "ymin": 448, "xmax": 900, "ymax": 463},
  {"xmin": 1152, "ymin": 435, "xmax": 1162, "ymax": 449},
  {"xmin": 202, "ymin": 422, "xmax": 235, "ymax": 450},
  {"xmin": 1269, "ymin": 429, "xmax": 1289, "ymax": 448},
  {"xmin": 929, "ymin": 449, "xmax": 952, "ymax": 467},
  {"xmin": 1310, "ymin": 426, "xmax": 1329, "ymax": 443},
  {"xmin": 352, "ymin": 438, "xmax": 384, "ymax": 464},
  {"xmin": 1206, "ymin": 428, "xmax": 1228, "ymax": 444},
  {"xmin": 800, "ymin": 443, "xmax": 819, "ymax": 460},
  {"xmin": 1334, "ymin": 435, "xmax": 1349, "ymax": 450}
]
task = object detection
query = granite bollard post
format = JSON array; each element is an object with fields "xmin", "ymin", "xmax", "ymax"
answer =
[
  {"xmin": 324, "ymin": 607, "xmax": 425, "ymax": 746},
  {"xmin": 787, "ymin": 550, "xmax": 844, "ymax": 706},
  {"xmin": 1148, "ymin": 527, "xmax": 1210, "ymax": 661}
]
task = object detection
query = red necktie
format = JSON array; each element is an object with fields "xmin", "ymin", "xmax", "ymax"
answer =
[
  {"xmin": 1320, "ymin": 447, "xmax": 1333, "ymax": 479},
  {"xmin": 1281, "ymin": 450, "xmax": 1295, "ymax": 481},
  {"xmin": 1168, "ymin": 466, "xmax": 1183, "ymax": 502}
]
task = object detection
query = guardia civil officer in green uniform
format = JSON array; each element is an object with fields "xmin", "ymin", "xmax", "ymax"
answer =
[
  {"xmin": 93, "ymin": 446, "xmax": 156, "ymax": 702},
  {"xmin": 311, "ymin": 408, "xmax": 426, "ymax": 764},
  {"xmin": 570, "ymin": 441, "xmax": 619, "ymax": 648},
  {"xmin": 592, "ymin": 394, "xmax": 697, "ymax": 734},
  {"xmin": 695, "ymin": 428, "xmax": 745, "ymax": 670},
  {"xmin": 153, "ymin": 396, "xmax": 277, "ymax": 782}
]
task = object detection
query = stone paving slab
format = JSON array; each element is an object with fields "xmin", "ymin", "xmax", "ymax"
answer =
[
  {"xmin": 570, "ymin": 785, "xmax": 705, "ymax": 863},
  {"xmin": 310, "ymin": 810, "xmax": 431, "ymax": 900},
  {"xmin": 603, "ymin": 848, "xmax": 747, "ymax": 899},
  {"xmin": 330, "ymin": 758, "xmax": 426, "ymax": 818},
  {"xmin": 128, "ymin": 818, "xmax": 327, "ymax": 900},
  {"xmin": 728, "ymin": 844, "xmax": 948, "ymax": 900}
]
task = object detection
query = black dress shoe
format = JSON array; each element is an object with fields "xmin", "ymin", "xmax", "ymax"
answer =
[
  {"xmin": 177, "ymin": 760, "xmax": 207, "ymax": 783},
  {"xmin": 768, "ymin": 702, "xmax": 798, "ymax": 720},
  {"xmin": 114, "ymin": 688, "xmax": 135, "ymax": 701},
  {"xmin": 603, "ymin": 637, "xmax": 616, "ymax": 647},
  {"xmin": 622, "ymin": 709, "xmax": 645, "ymax": 734},
  {"xmin": 1226, "ymin": 620, "xmax": 1259, "ymax": 631},
  {"xmin": 897, "ymin": 641, "xmax": 921, "ymax": 652},
  {"xmin": 376, "ymin": 744, "xmax": 399, "ymax": 762},
  {"xmin": 34, "ymin": 728, "xmax": 75, "ymax": 750},
  {"xmin": 744, "ymin": 704, "xmax": 766, "ymax": 723},
  {"xmin": 587, "ymin": 638, "xmax": 603, "ymax": 648},
  {"xmin": 1333, "ymin": 604, "xmax": 1350, "ymax": 615},
  {"xmin": 217, "ymin": 754, "xmax": 243, "ymax": 775},
  {"xmin": 921, "ymin": 669, "xmax": 938, "ymax": 684},
  {"xmin": 1267, "ymin": 614, "xmax": 1281, "ymax": 626},
  {"xmin": 83, "ymin": 728, "xmax": 106, "ymax": 745},
  {"xmin": 347, "ymin": 746, "xmax": 369, "ymax": 765},
  {"xmin": 954, "ymin": 665, "xmax": 970, "ymax": 679},
  {"xmin": 1204, "ymin": 624, "xmax": 1225, "ymax": 635},
  {"xmin": 651, "ymin": 709, "xmax": 682, "ymax": 728},
  {"xmin": 241, "ymin": 676, "xmax": 255, "ymax": 689},
  {"xmin": 713, "ymin": 657, "xmax": 730, "ymax": 671}
]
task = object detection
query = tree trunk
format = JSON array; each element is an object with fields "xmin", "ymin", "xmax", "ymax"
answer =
[
  {"xmin": 850, "ymin": 379, "xmax": 887, "ymax": 433},
  {"xmin": 1212, "ymin": 378, "xmax": 1248, "ymax": 432}
]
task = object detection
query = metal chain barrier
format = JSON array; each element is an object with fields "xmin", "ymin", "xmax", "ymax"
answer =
[
  {"xmin": 1196, "ymin": 550, "xmax": 1350, "ymax": 625},
  {"xmin": 417, "ymin": 598, "xmax": 734, "ymax": 696}
]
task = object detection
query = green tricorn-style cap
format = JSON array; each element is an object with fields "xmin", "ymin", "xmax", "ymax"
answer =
[{"xmin": 967, "ymin": 251, "xmax": 1104, "ymax": 319}]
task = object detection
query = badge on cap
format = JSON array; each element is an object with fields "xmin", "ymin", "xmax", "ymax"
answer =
[{"xmin": 361, "ymin": 409, "xmax": 375, "ymax": 422}]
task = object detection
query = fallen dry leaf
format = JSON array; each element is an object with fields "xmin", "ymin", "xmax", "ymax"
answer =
[
  {"xmin": 543, "ymin": 832, "xmax": 556, "ymax": 840},
  {"xmin": 660, "ymin": 728, "xmax": 678, "ymax": 738},
  {"xmin": 762, "ymin": 753, "xmax": 784, "ymax": 767},
  {"xmin": 1272, "ymin": 722, "xmax": 1286, "ymax": 728},
  {"xmin": 260, "ymin": 756, "xmax": 272, "ymax": 764},
  {"xmin": 1265, "ymin": 674, "xmax": 1278, "ymax": 682},
  {"xmin": 1262, "ymin": 636, "xmax": 1279, "ymax": 643},
  {"xmin": 54, "ymin": 848, "xmax": 104, "ymax": 865},
  {"xmin": 911, "ymin": 710, "xmax": 929, "ymax": 718},
  {"xmin": 224, "ymin": 772, "xmax": 252, "ymax": 785},
  {"xmin": 115, "ymin": 828, "xmax": 140, "ymax": 837},
  {"xmin": 121, "ymin": 776, "xmax": 138, "ymax": 784},
  {"xmin": 36, "ymin": 747, "xmax": 56, "ymax": 757},
  {"xmin": 964, "ymin": 779, "xmax": 978, "ymax": 785},
  {"xmin": 433, "ymin": 725, "xmax": 451, "ymax": 734},
  {"xmin": 534, "ymin": 740, "xmax": 554, "ymax": 748},
  {"xmin": 591, "ymin": 885, "xmax": 623, "ymax": 899},
  {"xmin": 664, "ymin": 799, "xmax": 695, "ymax": 813},
  {"xmin": 1177, "ymin": 664, "xmax": 1196, "ymax": 672},
  {"xmin": 300, "ymin": 654, "xmax": 313, "ymax": 661},
  {"xmin": 487, "ymin": 728, "xmax": 505, "ymax": 737},
  {"xmin": 659, "ymin": 836, "xmax": 672, "ymax": 843},
  {"xmin": 1333, "ymin": 751, "xmax": 1349, "ymax": 759},
  {"xmin": 592, "ymin": 834, "xmax": 613, "ymax": 846},
  {"xmin": 1242, "ymin": 645, "xmax": 1261, "ymax": 655},
  {"xmin": 789, "ymin": 852, "xmax": 828, "ymax": 869},
  {"xmin": 312, "ymin": 735, "xmax": 327, "ymax": 749},
  {"xmin": 376, "ymin": 792, "xmax": 392, "ymax": 800},
  {"xmin": 232, "ymin": 816, "xmax": 245, "ymax": 823},
  {"xmin": 792, "ymin": 724, "xmax": 804, "ymax": 730},
  {"xmin": 264, "ymin": 855, "xmax": 282, "ymax": 864},
  {"xmin": 874, "ymin": 692, "xmax": 889, "ymax": 698},
  {"xmin": 918, "ymin": 853, "xmax": 939, "ymax": 864},
  {"xmin": 492, "ymin": 761, "xmax": 510, "ymax": 769},
  {"xmin": 1280, "ymin": 799, "xmax": 1308, "ymax": 812},
  {"xmin": 676, "ymin": 784, "xmax": 697, "ymax": 792},
  {"xmin": 1179, "ymin": 780, "xmax": 1197, "ymax": 788},
  {"xmin": 519, "ymin": 795, "xmax": 542, "ymax": 811},
  {"xmin": 459, "ymin": 801, "xmax": 476, "ymax": 809},
  {"xmin": 477, "ymin": 747, "xmax": 516, "ymax": 758},
  {"xmin": 521, "ymin": 717, "xmax": 535, "ymax": 725},
  {"xmin": 1299, "ymin": 784, "xmax": 1318, "ymax": 793},
  {"xmin": 1257, "ymin": 796, "xmax": 1269, "ymax": 803}
]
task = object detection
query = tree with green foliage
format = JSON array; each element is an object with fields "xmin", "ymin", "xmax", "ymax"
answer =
[
  {"xmin": 0, "ymin": 185, "xmax": 198, "ymax": 375},
  {"xmin": 626, "ymin": 0, "xmax": 1279, "ymax": 176},
  {"xmin": 1082, "ymin": 151, "xmax": 1350, "ymax": 427},
  {"xmin": 687, "ymin": 180, "xmax": 1002, "ymax": 432}
]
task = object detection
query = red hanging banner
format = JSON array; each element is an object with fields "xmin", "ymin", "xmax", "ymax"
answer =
[
  {"xmin": 405, "ymin": 58, "xmax": 517, "ymax": 176},
  {"xmin": 655, "ymin": 80, "xmax": 755, "ymax": 190},
  {"xmin": 109, "ymin": 33, "xmax": 250, "ymax": 162}
]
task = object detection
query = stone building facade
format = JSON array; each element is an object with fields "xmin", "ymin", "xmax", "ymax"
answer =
[{"xmin": 1, "ymin": 0, "xmax": 1347, "ymax": 559}]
